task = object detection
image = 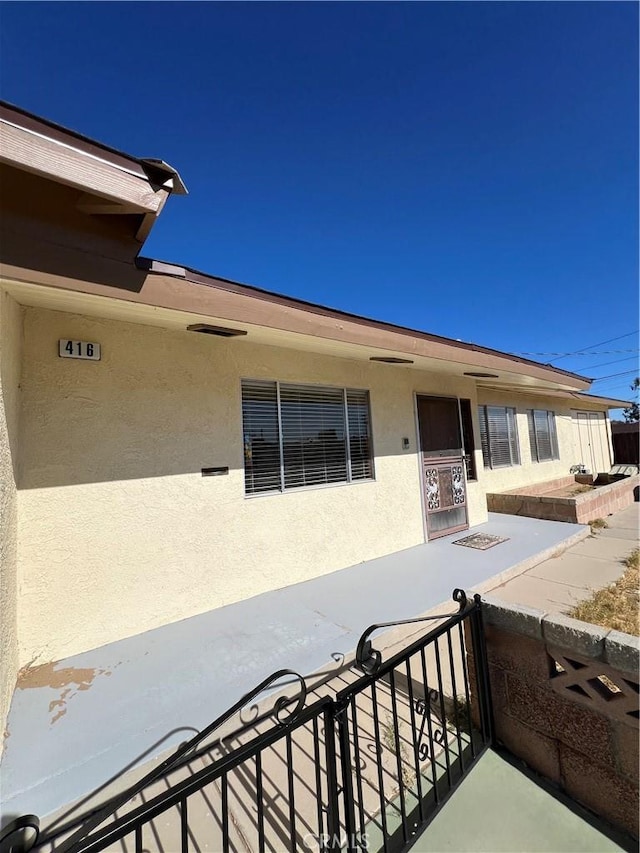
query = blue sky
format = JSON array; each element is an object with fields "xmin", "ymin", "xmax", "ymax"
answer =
[{"xmin": 1, "ymin": 2, "xmax": 638, "ymax": 405}]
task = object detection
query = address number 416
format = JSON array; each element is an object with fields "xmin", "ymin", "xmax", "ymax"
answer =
[{"xmin": 58, "ymin": 340, "xmax": 101, "ymax": 361}]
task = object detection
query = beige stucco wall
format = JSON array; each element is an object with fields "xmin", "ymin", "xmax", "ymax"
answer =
[
  {"xmin": 476, "ymin": 388, "xmax": 610, "ymax": 493},
  {"xmin": 15, "ymin": 305, "xmax": 610, "ymax": 667},
  {"xmin": 0, "ymin": 291, "xmax": 22, "ymax": 742},
  {"xmin": 17, "ymin": 305, "xmax": 488, "ymax": 665}
]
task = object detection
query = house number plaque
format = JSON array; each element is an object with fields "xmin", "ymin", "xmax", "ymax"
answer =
[{"xmin": 59, "ymin": 340, "xmax": 101, "ymax": 361}]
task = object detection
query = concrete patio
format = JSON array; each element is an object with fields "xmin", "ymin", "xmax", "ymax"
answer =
[
  {"xmin": 410, "ymin": 749, "xmax": 630, "ymax": 852},
  {"xmin": 1, "ymin": 513, "xmax": 588, "ymax": 823}
]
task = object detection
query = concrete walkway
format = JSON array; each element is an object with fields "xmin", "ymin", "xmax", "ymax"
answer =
[
  {"xmin": 489, "ymin": 504, "xmax": 639, "ymax": 614},
  {"xmin": 2, "ymin": 513, "xmax": 587, "ymax": 822}
]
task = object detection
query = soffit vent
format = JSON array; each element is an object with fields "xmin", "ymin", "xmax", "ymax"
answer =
[
  {"xmin": 187, "ymin": 324, "xmax": 247, "ymax": 338},
  {"xmin": 370, "ymin": 356, "xmax": 414, "ymax": 364}
]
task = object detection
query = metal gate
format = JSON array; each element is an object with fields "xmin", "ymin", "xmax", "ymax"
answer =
[{"xmin": 2, "ymin": 591, "xmax": 493, "ymax": 853}]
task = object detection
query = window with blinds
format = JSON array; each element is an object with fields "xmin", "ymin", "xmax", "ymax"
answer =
[
  {"xmin": 528, "ymin": 410, "xmax": 559, "ymax": 462},
  {"xmin": 478, "ymin": 405, "xmax": 520, "ymax": 468},
  {"xmin": 241, "ymin": 380, "xmax": 374, "ymax": 494},
  {"xmin": 241, "ymin": 381, "xmax": 281, "ymax": 495}
]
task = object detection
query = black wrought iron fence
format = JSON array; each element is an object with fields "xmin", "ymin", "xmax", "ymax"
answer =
[{"xmin": 1, "ymin": 590, "xmax": 493, "ymax": 853}]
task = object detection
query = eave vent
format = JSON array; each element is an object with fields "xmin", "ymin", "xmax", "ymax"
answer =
[
  {"xmin": 187, "ymin": 324, "xmax": 247, "ymax": 338},
  {"xmin": 370, "ymin": 357, "xmax": 414, "ymax": 364}
]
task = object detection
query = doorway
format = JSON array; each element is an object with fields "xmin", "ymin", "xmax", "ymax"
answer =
[
  {"xmin": 417, "ymin": 395, "xmax": 469, "ymax": 540},
  {"xmin": 572, "ymin": 411, "xmax": 611, "ymax": 474}
]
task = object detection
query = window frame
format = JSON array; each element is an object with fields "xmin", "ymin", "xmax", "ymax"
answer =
[
  {"xmin": 478, "ymin": 405, "xmax": 521, "ymax": 469},
  {"xmin": 528, "ymin": 409, "xmax": 560, "ymax": 463},
  {"xmin": 241, "ymin": 378, "xmax": 375, "ymax": 496}
]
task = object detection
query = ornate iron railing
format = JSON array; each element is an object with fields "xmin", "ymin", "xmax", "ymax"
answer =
[{"xmin": 1, "ymin": 590, "xmax": 493, "ymax": 853}]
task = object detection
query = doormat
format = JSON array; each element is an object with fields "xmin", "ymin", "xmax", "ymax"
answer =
[{"xmin": 453, "ymin": 533, "xmax": 509, "ymax": 550}]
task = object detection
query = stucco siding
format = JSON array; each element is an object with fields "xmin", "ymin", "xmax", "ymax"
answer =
[
  {"xmin": 0, "ymin": 291, "xmax": 22, "ymax": 743},
  {"xmin": 17, "ymin": 306, "xmax": 487, "ymax": 665},
  {"xmin": 15, "ymin": 307, "xmax": 607, "ymax": 667},
  {"xmin": 476, "ymin": 388, "xmax": 609, "ymax": 492}
]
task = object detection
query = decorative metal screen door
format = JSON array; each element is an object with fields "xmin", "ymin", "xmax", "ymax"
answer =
[{"xmin": 417, "ymin": 396, "xmax": 469, "ymax": 540}]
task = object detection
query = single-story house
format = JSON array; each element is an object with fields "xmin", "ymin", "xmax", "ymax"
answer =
[{"xmin": 0, "ymin": 101, "xmax": 627, "ymax": 740}]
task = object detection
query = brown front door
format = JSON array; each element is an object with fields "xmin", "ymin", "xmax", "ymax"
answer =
[{"xmin": 417, "ymin": 396, "xmax": 468, "ymax": 540}]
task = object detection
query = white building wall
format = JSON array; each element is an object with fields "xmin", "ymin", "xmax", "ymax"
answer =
[
  {"xmin": 475, "ymin": 388, "xmax": 609, "ymax": 492},
  {"xmin": 17, "ymin": 305, "xmax": 487, "ymax": 666},
  {"xmin": 15, "ymin": 305, "xmax": 608, "ymax": 667}
]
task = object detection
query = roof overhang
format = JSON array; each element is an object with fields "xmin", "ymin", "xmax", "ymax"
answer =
[
  {"xmin": 0, "ymin": 101, "xmax": 604, "ymax": 397},
  {"xmin": 0, "ymin": 259, "xmax": 594, "ymax": 395},
  {"xmin": 477, "ymin": 384, "xmax": 630, "ymax": 410},
  {"xmin": 569, "ymin": 392, "xmax": 631, "ymax": 409},
  {"xmin": 0, "ymin": 101, "xmax": 187, "ymax": 242}
]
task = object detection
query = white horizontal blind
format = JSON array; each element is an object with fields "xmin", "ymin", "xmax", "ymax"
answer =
[
  {"xmin": 241, "ymin": 381, "xmax": 282, "ymax": 494},
  {"xmin": 478, "ymin": 406, "xmax": 520, "ymax": 468},
  {"xmin": 242, "ymin": 380, "xmax": 373, "ymax": 494},
  {"xmin": 479, "ymin": 407, "xmax": 491, "ymax": 468},
  {"xmin": 281, "ymin": 384, "xmax": 347, "ymax": 488},
  {"xmin": 528, "ymin": 410, "xmax": 559, "ymax": 462},
  {"xmin": 347, "ymin": 389, "xmax": 374, "ymax": 480}
]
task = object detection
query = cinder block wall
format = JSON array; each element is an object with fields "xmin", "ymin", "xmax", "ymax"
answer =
[
  {"xmin": 488, "ymin": 474, "xmax": 640, "ymax": 525},
  {"xmin": 469, "ymin": 599, "xmax": 639, "ymax": 839},
  {"xmin": 573, "ymin": 474, "xmax": 640, "ymax": 524}
]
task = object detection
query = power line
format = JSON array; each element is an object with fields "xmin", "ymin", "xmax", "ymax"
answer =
[
  {"xmin": 592, "ymin": 377, "xmax": 637, "ymax": 387},
  {"xmin": 514, "ymin": 349, "xmax": 639, "ymax": 356},
  {"xmin": 598, "ymin": 379, "xmax": 638, "ymax": 393},
  {"xmin": 594, "ymin": 389, "xmax": 634, "ymax": 396},
  {"xmin": 548, "ymin": 331, "xmax": 640, "ymax": 363},
  {"xmin": 607, "ymin": 382, "xmax": 640, "ymax": 392},
  {"xmin": 577, "ymin": 356, "xmax": 638, "ymax": 371},
  {"xmin": 591, "ymin": 369, "xmax": 638, "ymax": 383}
]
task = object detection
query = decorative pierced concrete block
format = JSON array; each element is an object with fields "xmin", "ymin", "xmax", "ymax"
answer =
[{"xmin": 548, "ymin": 645, "xmax": 639, "ymax": 727}]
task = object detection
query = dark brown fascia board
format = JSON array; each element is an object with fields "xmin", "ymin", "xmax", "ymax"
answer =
[
  {"xmin": 138, "ymin": 256, "xmax": 591, "ymax": 386},
  {"xmin": 0, "ymin": 101, "xmax": 187, "ymax": 194}
]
